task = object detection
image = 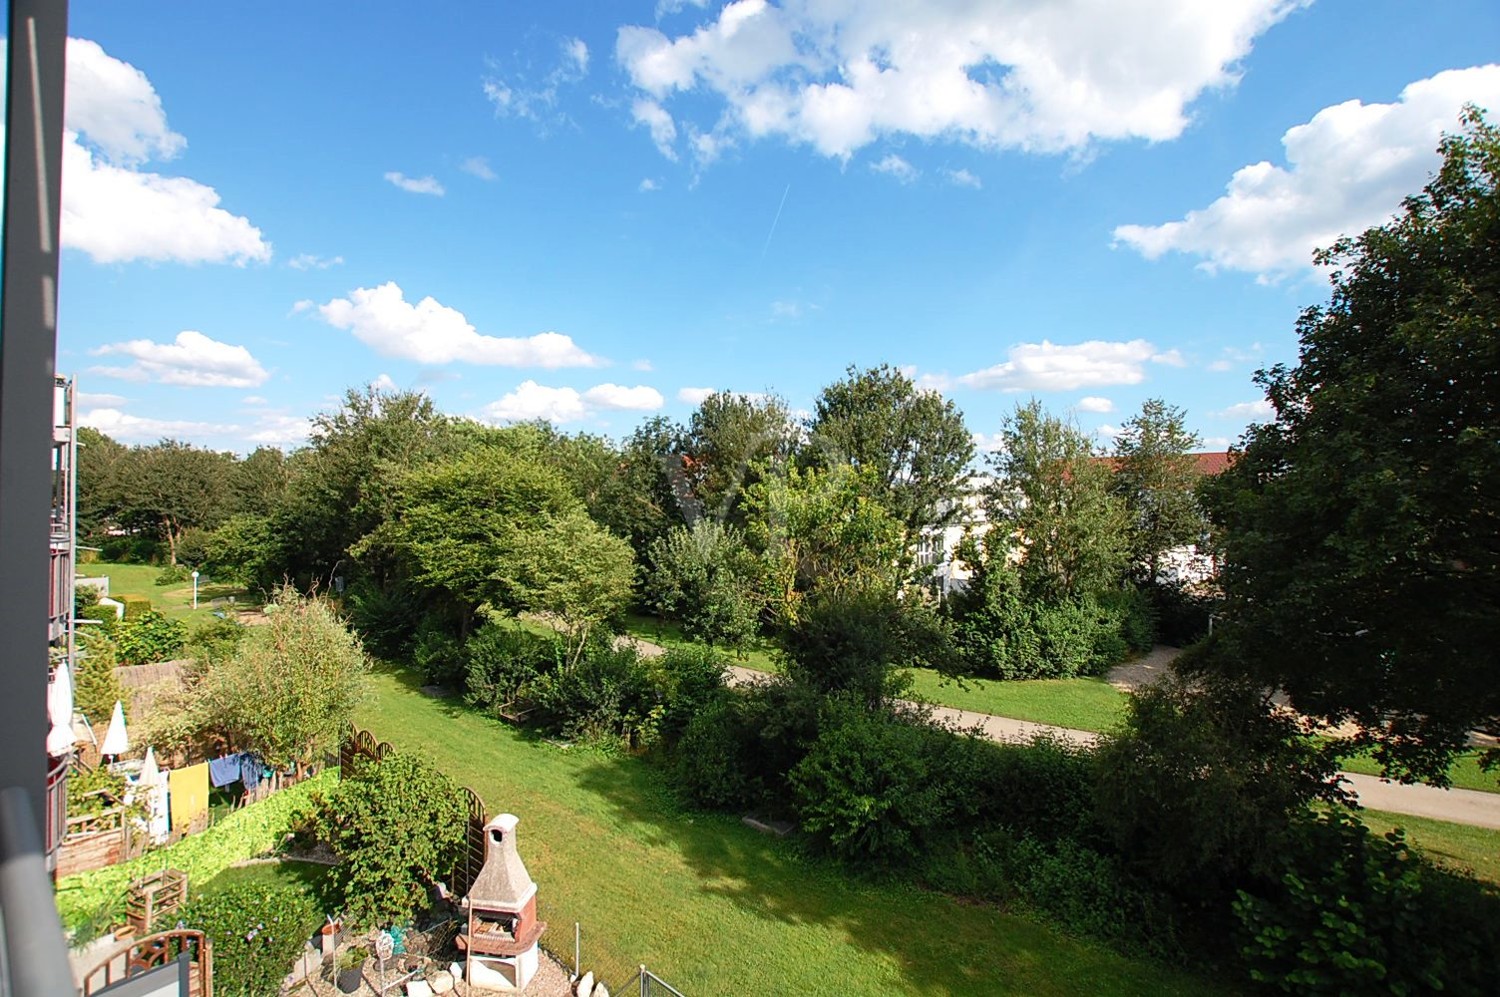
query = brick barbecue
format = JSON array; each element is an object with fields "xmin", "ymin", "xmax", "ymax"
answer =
[{"xmin": 458, "ymin": 813, "xmax": 546, "ymax": 991}]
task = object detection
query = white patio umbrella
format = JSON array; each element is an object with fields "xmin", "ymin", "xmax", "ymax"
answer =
[
  {"xmin": 46, "ymin": 662, "xmax": 76, "ymax": 757},
  {"xmin": 100, "ymin": 700, "xmax": 130, "ymax": 758},
  {"xmin": 139, "ymin": 746, "xmax": 161, "ymax": 785}
]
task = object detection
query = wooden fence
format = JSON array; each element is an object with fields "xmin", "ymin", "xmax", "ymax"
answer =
[{"xmin": 341, "ymin": 724, "xmax": 489, "ymax": 898}]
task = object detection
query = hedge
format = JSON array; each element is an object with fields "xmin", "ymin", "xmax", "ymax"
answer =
[
  {"xmin": 120, "ymin": 594, "xmax": 152, "ymax": 621},
  {"xmin": 53, "ymin": 771, "xmax": 335, "ymax": 939}
]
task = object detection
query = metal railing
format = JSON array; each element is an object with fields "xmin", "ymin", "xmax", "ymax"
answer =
[{"xmin": 623, "ymin": 965, "xmax": 687, "ymax": 997}]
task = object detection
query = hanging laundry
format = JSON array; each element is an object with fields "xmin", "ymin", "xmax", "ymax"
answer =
[
  {"xmin": 240, "ymin": 753, "xmax": 262, "ymax": 792},
  {"xmin": 168, "ymin": 762, "xmax": 209, "ymax": 832},
  {"xmin": 208, "ymin": 752, "xmax": 245, "ymax": 788}
]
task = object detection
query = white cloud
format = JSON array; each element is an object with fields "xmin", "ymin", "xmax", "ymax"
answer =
[
  {"xmin": 639, "ymin": 177, "xmax": 661, "ymax": 192},
  {"xmin": 1096, "ymin": 423, "xmax": 1122, "ymax": 439},
  {"xmin": 870, "ymin": 153, "xmax": 918, "ymax": 183},
  {"xmin": 583, "ymin": 383, "xmax": 665, "ymax": 411},
  {"xmin": 959, "ymin": 339, "xmax": 1178, "ymax": 392},
  {"xmin": 1153, "ymin": 348, "xmax": 1187, "ymax": 367},
  {"xmin": 370, "ymin": 373, "xmax": 398, "ymax": 392},
  {"xmin": 484, "ymin": 37, "xmax": 592, "ymax": 122},
  {"xmin": 483, "ymin": 380, "xmax": 664, "ymax": 423},
  {"xmin": 288, "ymin": 253, "xmax": 344, "ymax": 270},
  {"xmin": 242, "ymin": 395, "xmax": 268, "ymax": 405},
  {"xmin": 57, "ymin": 38, "xmax": 270, "ymax": 265},
  {"xmin": 1215, "ymin": 399, "xmax": 1274, "ymax": 419},
  {"xmin": 677, "ymin": 386, "xmax": 715, "ymax": 405},
  {"xmin": 80, "ymin": 407, "xmax": 238, "ymax": 440},
  {"xmin": 770, "ymin": 300, "xmax": 804, "ymax": 319},
  {"xmin": 632, "ymin": 359, "xmax": 655, "ymax": 371},
  {"xmin": 1077, "ymin": 396, "xmax": 1114, "ymax": 413},
  {"xmin": 1207, "ymin": 359, "xmax": 1233, "ymax": 372},
  {"xmin": 459, "ymin": 156, "xmax": 498, "ymax": 181},
  {"xmin": 632, "ymin": 98, "xmax": 680, "ymax": 160},
  {"xmin": 1202, "ymin": 435, "xmax": 1232, "ymax": 449},
  {"xmin": 384, "ymin": 172, "xmax": 445, "ymax": 196},
  {"xmin": 317, "ymin": 282, "xmax": 605, "ymax": 368},
  {"xmin": 76, "ymin": 391, "xmax": 128, "ymax": 408},
  {"xmin": 91, "ymin": 330, "xmax": 269, "ymax": 388},
  {"xmin": 617, "ymin": 0, "xmax": 1305, "ymax": 163},
  {"xmin": 946, "ymin": 168, "xmax": 982, "ymax": 189},
  {"xmin": 244, "ymin": 414, "xmax": 312, "ymax": 446},
  {"xmin": 1114, "ymin": 65, "xmax": 1500, "ymax": 278},
  {"xmin": 971, "ymin": 431, "xmax": 1006, "ymax": 453}
]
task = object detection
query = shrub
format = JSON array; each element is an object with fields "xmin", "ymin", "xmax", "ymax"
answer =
[
  {"xmin": 155, "ymin": 563, "xmax": 191, "ymax": 586},
  {"xmin": 310, "ymin": 753, "xmax": 467, "ymax": 929},
  {"xmin": 186, "ymin": 616, "xmax": 248, "ymax": 667},
  {"xmin": 1234, "ymin": 811, "xmax": 1500, "ymax": 996},
  {"xmin": 789, "ymin": 706, "xmax": 956, "ymax": 866},
  {"xmin": 178, "ymin": 877, "xmax": 324, "ymax": 997},
  {"xmin": 464, "ymin": 623, "xmax": 561, "ymax": 713},
  {"xmin": 672, "ymin": 697, "xmax": 759, "ymax": 810},
  {"xmin": 648, "ymin": 645, "xmax": 729, "ymax": 743},
  {"xmin": 957, "ymin": 734, "xmax": 1101, "ymax": 845},
  {"xmin": 526, "ymin": 641, "xmax": 659, "ymax": 747},
  {"xmin": 120, "ymin": 594, "xmax": 152, "ymax": 621},
  {"xmin": 344, "ymin": 579, "xmax": 425, "ymax": 660},
  {"xmin": 1093, "ymin": 671, "xmax": 1341, "ymax": 903},
  {"xmin": 77, "ymin": 604, "xmax": 120, "ymax": 634},
  {"xmin": 115, "ymin": 609, "xmax": 188, "ymax": 666},
  {"xmin": 73, "ymin": 631, "xmax": 125, "ymax": 728},
  {"xmin": 410, "ymin": 619, "xmax": 464, "ymax": 686},
  {"xmin": 780, "ymin": 587, "xmax": 949, "ymax": 708},
  {"xmin": 1148, "ymin": 582, "xmax": 1219, "ymax": 647}
]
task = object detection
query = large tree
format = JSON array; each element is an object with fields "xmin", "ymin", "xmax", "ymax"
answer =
[
  {"xmin": 806, "ymin": 364, "xmax": 973, "ymax": 546},
  {"xmin": 645, "ymin": 519, "xmax": 761, "ymax": 649},
  {"xmin": 114, "ymin": 440, "xmax": 234, "ymax": 564},
  {"xmin": 685, "ymin": 391, "xmax": 798, "ymax": 522},
  {"xmin": 984, "ymin": 400, "xmax": 1130, "ymax": 601},
  {"xmin": 1110, "ymin": 398, "xmax": 1205, "ymax": 583},
  {"xmin": 1200, "ymin": 110, "xmax": 1500, "ymax": 783}
]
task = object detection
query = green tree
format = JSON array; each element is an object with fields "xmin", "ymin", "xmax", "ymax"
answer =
[
  {"xmin": 744, "ymin": 464, "xmax": 906, "ymax": 623},
  {"xmin": 73, "ymin": 630, "xmax": 126, "ymax": 728},
  {"xmin": 685, "ymin": 391, "xmax": 797, "ymax": 522},
  {"xmin": 807, "ymin": 363, "xmax": 974, "ymax": 548},
  {"xmin": 645, "ymin": 520, "xmax": 761, "ymax": 649},
  {"xmin": 76, "ymin": 426, "xmax": 128, "ymax": 538},
  {"xmin": 196, "ymin": 586, "xmax": 367, "ymax": 768},
  {"xmin": 1200, "ymin": 110, "xmax": 1500, "ymax": 783},
  {"xmin": 114, "ymin": 440, "xmax": 235, "ymax": 564},
  {"xmin": 229, "ymin": 446, "xmax": 290, "ymax": 518},
  {"xmin": 592, "ymin": 416, "xmax": 690, "ymax": 561},
  {"xmin": 984, "ymin": 401, "xmax": 1130, "ymax": 600},
  {"xmin": 1110, "ymin": 398, "xmax": 1205, "ymax": 583}
]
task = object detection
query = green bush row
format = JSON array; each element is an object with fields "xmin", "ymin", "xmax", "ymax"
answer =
[{"xmin": 179, "ymin": 875, "xmax": 326, "ymax": 997}]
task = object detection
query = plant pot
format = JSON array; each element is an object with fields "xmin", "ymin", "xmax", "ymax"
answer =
[
  {"xmin": 320, "ymin": 923, "xmax": 342, "ymax": 957},
  {"xmin": 336, "ymin": 966, "xmax": 363, "ymax": 993}
]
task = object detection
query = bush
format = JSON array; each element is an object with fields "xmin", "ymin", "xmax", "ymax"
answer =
[
  {"xmin": 73, "ymin": 631, "xmax": 126, "ymax": 729},
  {"xmin": 957, "ymin": 734, "xmax": 1101, "ymax": 845},
  {"xmin": 673, "ymin": 697, "xmax": 759, "ymax": 810},
  {"xmin": 99, "ymin": 537, "xmax": 160, "ymax": 564},
  {"xmin": 1234, "ymin": 811, "xmax": 1500, "ymax": 995},
  {"xmin": 120, "ymin": 594, "xmax": 152, "ymax": 621},
  {"xmin": 77, "ymin": 604, "xmax": 120, "ymax": 634},
  {"xmin": 1093, "ymin": 671, "xmax": 1341, "ymax": 903},
  {"xmin": 186, "ymin": 616, "xmax": 248, "ymax": 667},
  {"xmin": 115, "ymin": 609, "xmax": 188, "ymax": 666},
  {"xmin": 780, "ymin": 587, "xmax": 949, "ymax": 708},
  {"xmin": 789, "ymin": 706, "xmax": 957, "ymax": 866},
  {"xmin": 1098, "ymin": 586, "xmax": 1156, "ymax": 655},
  {"xmin": 310, "ymin": 753, "xmax": 467, "ymax": 929},
  {"xmin": 410, "ymin": 619, "xmax": 464, "ymax": 686},
  {"xmin": 178, "ymin": 876, "xmax": 324, "ymax": 997},
  {"xmin": 526, "ymin": 641, "xmax": 659, "ymax": 747},
  {"xmin": 464, "ymin": 623, "xmax": 562, "ymax": 713},
  {"xmin": 155, "ymin": 563, "xmax": 191, "ymax": 586},
  {"xmin": 1148, "ymin": 583, "xmax": 1219, "ymax": 647},
  {"xmin": 648, "ymin": 645, "xmax": 729, "ymax": 743},
  {"xmin": 344, "ymin": 579, "xmax": 425, "ymax": 660}
]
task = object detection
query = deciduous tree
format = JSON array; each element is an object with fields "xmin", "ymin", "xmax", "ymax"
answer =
[{"xmin": 1111, "ymin": 398, "xmax": 1205, "ymax": 583}]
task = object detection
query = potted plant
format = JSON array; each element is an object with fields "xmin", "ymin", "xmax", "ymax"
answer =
[
  {"xmin": 320, "ymin": 917, "xmax": 343, "ymax": 958},
  {"xmin": 335, "ymin": 945, "xmax": 367, "ymax": 994}
]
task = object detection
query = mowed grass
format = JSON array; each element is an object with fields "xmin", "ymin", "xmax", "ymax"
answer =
[
  {"xmin": 80, "ymin": 561, "xmax": 255, "ymax": 628},
  {"xmin": 907, "ymin": 669, "xmax": 1129, "ymax": 734},
  {"xmin": 623, "ymin": 614, "xmax": 781, "ymax": 673},
  {"xmin": 1340, "ymin": 749, "xmax": 1498, "ymax": 795},
  {"xmin": 1358, "ymin": 809, "xmax": 1500, "ymax": 884},
  {"xmin": 356, "ymin": 669, "xmax": 1222, "ymax": 997}
]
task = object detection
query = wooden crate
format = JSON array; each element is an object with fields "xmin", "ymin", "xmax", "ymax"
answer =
[{"xmin": 125, "ymin": 868, "xmax": 188, "ymax": 935}]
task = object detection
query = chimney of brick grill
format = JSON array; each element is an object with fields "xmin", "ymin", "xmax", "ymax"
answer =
[{"xmin": 467, "ymin": 813, "xmax": 536, "ymax": 911}]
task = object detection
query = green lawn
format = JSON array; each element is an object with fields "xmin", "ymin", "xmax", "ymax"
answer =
[
  {"xmin": 623, "ymin": 613, "xmax": 782, "ymax": 673},
  {"xmin": 907, "ymin": 669, "xmax": 1129, "ymax": 734},
  {"xmin": 200, "ymin": 858, "xmax": 335, "ymax": 901},
  {"xmin": 79, "ymin": 561, "xmax": 255, "ymax": 628},
  {"xmin": 1339, "ymin": 750, "xmax": 1498, "ymax": 795},
  {"xmin": 357, "ymin": 669, "xmax": 1222, "ymax": 997},
  {"xmin": 1357, "ymin": 809, "xmax": 1500, "ymax": 884}
]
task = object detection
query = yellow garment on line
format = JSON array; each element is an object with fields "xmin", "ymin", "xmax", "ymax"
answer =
[{"xmin": 168, "ymin": 762, "xmax": 209, "ymax": 832}]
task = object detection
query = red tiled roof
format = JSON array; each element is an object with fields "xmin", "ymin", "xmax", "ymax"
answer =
[{"xmin": 1093, "ymin": 451, "xmax": 1234, "ymax": 476}]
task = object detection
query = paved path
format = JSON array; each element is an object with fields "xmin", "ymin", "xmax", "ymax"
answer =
[{"xmin": 712, "ymin": 648, "xmax": 1500, "ymax": 830}]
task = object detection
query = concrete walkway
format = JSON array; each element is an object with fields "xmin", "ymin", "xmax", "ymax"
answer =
[{"xmin": 714, "ymin": 653, "xmax": 1500, "ymax": 830}]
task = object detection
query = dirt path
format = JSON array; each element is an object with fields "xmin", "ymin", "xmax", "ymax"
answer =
[{"xmin": 1104, "ymin": 645, "xmax": 1180, "ymax": 691}]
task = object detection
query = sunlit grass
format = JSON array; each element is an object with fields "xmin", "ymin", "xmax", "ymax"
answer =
[{"xmin": 79, "ymin": 561, "xmax": 257, "ymax": 628}]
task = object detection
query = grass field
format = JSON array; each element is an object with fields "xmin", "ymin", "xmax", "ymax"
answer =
[
  {"xmin": 356, "ymin": 668, "xmax": 1221, "ymax": 996},
  {"xmin": 1340, "ymin": 749, "xmax": 1497, "ymax": 795},
  {"xmin": 907, "ymin": 669, "xmax": 1129, "ymax": 733},
  {"xmin": 1357, "ymin": 809, "xmax": 1500, "ymax": 884},
  {"xmin": 79, "ymin": 561, "xmax": 254, "ymax": 628}
]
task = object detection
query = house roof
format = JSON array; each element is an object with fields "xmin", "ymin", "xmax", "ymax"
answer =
[{"xmin": 1094, "ymin": 451, "xmax": 1234, "ymax": 476}]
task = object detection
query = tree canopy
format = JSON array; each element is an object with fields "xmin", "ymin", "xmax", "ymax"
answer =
[
  {"xmin": 1110, "ymin": 398, "xmax": 1205, "ymax": 583},
  {"xmin": 1200, "ymin": 110, "xmax": 1500, "ymax": 782}
]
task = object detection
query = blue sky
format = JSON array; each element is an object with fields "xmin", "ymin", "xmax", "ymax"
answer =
[{"xmin": 44, "ymin": 0, "xmax": 1500, "ymax": 453}]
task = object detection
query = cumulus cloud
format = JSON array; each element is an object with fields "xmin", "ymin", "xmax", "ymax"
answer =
[
  {"xmin": 80, "ymin": 407, "xmax": 238, "ymax": 440},
  {"xmin": 639, "ymin": 177, "xmax": 661, "ymax": 192},
  {"xmin": 1215, "ymin": 399, "xmax": 1274, "ymax": 419},
  {"xmin": 460, "ymin": 156, "xmax": 498, "ymax": 181},
  {"xmin": 1076, "ymin": 396, "xmax": 1114, "ymax": 413},
  {"xmin": 244, "ymin": 414, "xmax": 312, "ymax": 446},
  {"xmin": 57, "ymin": 38, "xmax": 270, "ymax": 265},
  {"xmin": 870, "ymin": 153, "xmax": 918, "ymax": 183},
  {"xmin": 1114, "ymin": 65, "xmax": 1500, "ymax": 278},
  {"xmin": 677, "ymin": 386, "xmax": 715, "ymax": 405},
  {"xmin": 971, "ymin": 431, "xmax": 1006, "ymax": 453},
  {"xmin": 76, "ymin": 391, "xmax": 128, "ymax": 408},
  {"xmin": 316, "ymin": 282, "xmax": 604, "ymax": 368},
  {"xmin": 90, "ymin": 330, "xmax": 269, "ymax": 388},
  {"xmin": 616, "ymin": 0, "xmax": 1304, "ymax": 163},
  {"xmin": 288, "ymin": 253, "xmax": 343, "ymax": 270},
  {"xmin": 483, "ymin": 381, "xmax": 664, "ymax": 424},
  {"xmin": 384, "ymin": 172, "xmax": 445, "ymax": 196},
  {"xmin": 632, "ymin": 359, "xmax": 655, "ymax": 371},
  {"xmin": 632, "ymin": 98, "xmax": 680, "ymax": 160},
  {"xmin": 370, "ymin": 373, "xmax": 398, "ymax": 392},
  {"xmin": 959, "ymin": 339, "xmax": 1179, "ymax": 392}
]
